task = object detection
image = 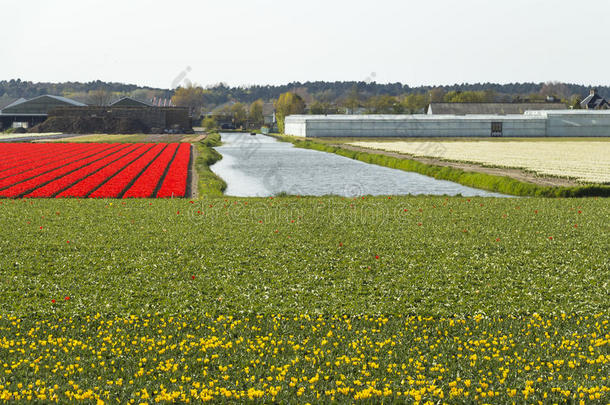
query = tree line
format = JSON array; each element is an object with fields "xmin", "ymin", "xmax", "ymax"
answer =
[
  {"xmin": 2, "ymin": 80, "xmax": 605, "ymax": 131},
  {"xmin": 3, "ymin": 79, "xmax": 607, "ymax": 109}
]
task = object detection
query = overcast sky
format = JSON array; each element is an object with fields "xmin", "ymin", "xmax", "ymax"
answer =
[{"xmin": 2, "ymin": 0, "xmax": 608, "ymax": 89}]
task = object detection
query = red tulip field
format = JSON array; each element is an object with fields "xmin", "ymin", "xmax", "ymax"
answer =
[{"xmin": 0, "ymin": 143, "xmax": 191, "ymax": 198}]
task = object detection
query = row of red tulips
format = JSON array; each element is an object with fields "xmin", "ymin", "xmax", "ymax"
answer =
[
  {"xmin": 0, "ymin": 143, "xmax": 102, "ymax": 180},
  {"xmin": 0, "ymin": 143, "xmax": 191, "ymax": 198},
  {"xmin": 25, "ymin": 144, "xmax": 138, "ymax": 198},
  {"xmin": 156, "ymin": 143, "xmax": 191, "ymax": 198},
  {"xmin": 57, "ymin": 144, "xmax": 155, "ymax": 198},
  {"xmin": 0, "ymin": 143, "xmax": 83, "ymax": 170},
  {"xmin": 0, "ymin": 143, "xmax": 83, "ymax": 173},
  {"xmin": 123, "ymin": 143, "xmax": 179, "ymax": 198},
  {"xmin": 0, "ymin": 144, "xmax": 119, "ymax": 195}
]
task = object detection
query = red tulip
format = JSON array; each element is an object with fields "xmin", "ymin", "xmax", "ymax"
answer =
[
  {"xmin": 375, "ymin": 255, "xmax": 380, "ymax": 260},
  {"xmin": 339, "ymin": 242, "xmax": 343, "ymax": 247},
  {"xmin": 65, "ymin": 296, "xmax": 70, "ymax": 301},
  {"xmin": 549, "ymin": 237, "xmax": 553, "ymax": 240},
  {"xmin": 51, "ymin": 299, "xmax": 56, "ymax": 304},
  {"xmin": 191, "ymin": 275, "xmax": 196, "ymax": 280}
]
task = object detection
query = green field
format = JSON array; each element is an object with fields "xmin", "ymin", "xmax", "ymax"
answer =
[
  {"xmin": 0, "ymin": 196, "xmax": 608, "ymax": 402},
  {"xmin": 1, "ymin": 197, "xmax": 608, "ymax": 315}
]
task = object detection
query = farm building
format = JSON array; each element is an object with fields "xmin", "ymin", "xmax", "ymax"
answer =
[
  {"xmin": 0, "ymin": 94, "xmax": 192, "ymax": 133},
  {"xmin": 109, "ymin": 97, "xmax": 153, "ymax": 107},
  {"xmin": 580, "ymin": 89, "xmax": 610, "ymax": 110},
  {"xmin": 38, "ymin": 106, "xmax": 192, "ymax": 134},
  {"xmin": 0, "ymin": 95, "xmax": 86, "ymax": 129},
  {"xmin": 284, "ymin": 110, "xmax": 610, "ymax": 138},
  {"xmin": 427, "ymin": 102, "xmax": 567, "ymax": 115}
]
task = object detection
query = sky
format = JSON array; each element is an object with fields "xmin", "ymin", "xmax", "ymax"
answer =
[{"xmin": 2, "ymin": 0, "xmax": 609, "ymax": 89}]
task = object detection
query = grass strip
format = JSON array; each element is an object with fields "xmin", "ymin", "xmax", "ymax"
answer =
[{"xmin": 195, "ymin": 133, "xmax": 226, "ymax": 197}]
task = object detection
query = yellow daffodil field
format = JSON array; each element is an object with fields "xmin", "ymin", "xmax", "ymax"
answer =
[
  {"xmin": 0, "ymin": 197, "xmax": 608, "ymax": 403},
  {"xmin": 0, "ymin": 313, "xmax": 608, "ymax": 403}
]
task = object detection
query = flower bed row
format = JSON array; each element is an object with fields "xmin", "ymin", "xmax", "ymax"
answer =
[
  {"xmin": 0, "ymin": 143, "xmax": 101, "ymax": 180},
  {"xmin": 156, "ymin": 143, "xmax": 191, "ymax": 198},
  {"xmin": 0, "ymin": 143, "xmax": 192, "ymax": 198},
  {"xmin": 0, "ymin": 144, "xmax": 83, "ymax": 172}
]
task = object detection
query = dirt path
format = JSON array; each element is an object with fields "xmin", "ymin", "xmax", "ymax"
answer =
[
  {"xmin": 334, "ymin": 144, "xmax": 580, "ymax": 187},
  {"xmin": 189, "ymin": 144, "xmax": 199, "ymax": 199},
  {"xmin": 183, "ymin": 134, "xmax": 207, "ymax": 143}
]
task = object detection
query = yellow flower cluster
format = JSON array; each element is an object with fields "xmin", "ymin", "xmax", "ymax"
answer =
[{"xmin": 0, "ymin": 313, "xmax": 607, "ymax": 403}]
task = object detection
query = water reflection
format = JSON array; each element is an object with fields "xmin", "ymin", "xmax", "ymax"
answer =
[{"xmin": 211, "ymin": 133, "xmax": 507, "ymax": 198}]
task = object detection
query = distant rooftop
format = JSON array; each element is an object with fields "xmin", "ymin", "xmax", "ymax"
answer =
[
  {"xmin": 0, "ymin": 95, "xmax": 86, "ymax": 116},
  {"xmin": 287, "ymin": 114, "xmax": 547, "ymax": 121},
  {"xmin": 0, "ymin": 98, "xmax": 26, "ymax": 110},
  {"xmin": 110, "ymin": 97, "xmax": 152, "ymax": 107},
  {"xmin": 427, "ymin": 102, "xmax": 567, "ymax": 115},
  {"xmin": 580, "ymin": 89, "xmax": 610, "ymax": 110}
]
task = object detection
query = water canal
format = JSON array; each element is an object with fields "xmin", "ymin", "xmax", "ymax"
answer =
[{"xmin": 211, "ymin": 133, "xmax": 507, "ymax": 197}]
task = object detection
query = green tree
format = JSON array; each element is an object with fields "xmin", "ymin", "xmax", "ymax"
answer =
[
  {"xmin": 429, "ymin": 88, "xmax": 446, "ymax": 103},
  {"xmin": 366, "ymin": 95, "xmax": 403, "ymax": 114},
  {"xmin": 202, "ymin": 116, "xmax": 217, "ymax": 131},
  {"xmin": 342, "ymin": 86, "xmax": 361, "ymax": 114},
  {"xmin": 249, "ymin": 99, "xmax": 264, "ymax": 126},
  {"xmin": 275, "ymin": 92, "xmax": 305, "ymax": 133},
  {"xmin": 230, "ymin": 102, "xmax": 247, "ymax": 127},
  {"xmin": 443, "ymin": 90, "xmax": 495, "ymax": 103},
  {"xmin": 570, "ymin": 95, "xmax": 582, "ymax": 110},
  {"xmin": 171, "ymin": 84, "xmax": 207, "ymax": 115},
  {"xmin": 401, "ymin": 93, "xmax": 428, "ymax": 113},
  {"xmin": 309, "ymin": 101, "xmax": 334, "ymax": 115}
]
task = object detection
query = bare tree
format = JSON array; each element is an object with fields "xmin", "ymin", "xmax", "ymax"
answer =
[
  {"xmin": 88, "ymin": 89, "xmax": 113, "ymax": 106},
  {"xmin": 540, "ymin": 81, "xmax": 569, "ymax": 100}
]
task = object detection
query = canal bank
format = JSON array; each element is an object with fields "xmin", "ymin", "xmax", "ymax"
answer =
[{"xmin": 210, "ymin": 133, "xmax": 507, "ymax": 198}]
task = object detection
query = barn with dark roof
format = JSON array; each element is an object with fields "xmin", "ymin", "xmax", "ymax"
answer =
[
  {"xmin": 110, "ymin": 97, "xmax": 153, "ymax": 107},
  {"xmin": 0, "ymin": 95, "xmax": 86, "ymax": 129},
  {"xmin": 580, "ymin": 89, "xmax": 610, "ymax": 110}
]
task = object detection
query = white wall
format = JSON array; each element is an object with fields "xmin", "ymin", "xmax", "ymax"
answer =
[
  {"xmin": 546, "ymin": 113, "xmax": 610, "ymax": 137},
  {"xmin": 285, "ymin": 112, "xmax": 610, "ymax": 138}
]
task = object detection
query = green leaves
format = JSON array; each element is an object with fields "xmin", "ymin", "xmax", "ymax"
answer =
[{"xmin": 0, "ymin": 196, "xmax": 607, "ymax": 317}]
